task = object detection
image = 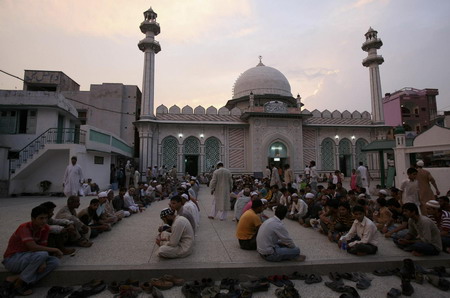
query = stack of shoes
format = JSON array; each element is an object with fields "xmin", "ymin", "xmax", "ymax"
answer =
[
  {"xmin": 181, "ymin": 280, "xmax": 202, "ymax": 298},
  {"xmin": 69, "ymin": 279, "xmax": 106, "ymax": 298},
  {"xmin": 46, "ymin": 286, "xmax": 74, "ymax": 298},
  {"xmin": 275, "ymin": 285, "xmax": 300, "ymax": 298},
  {"xmin": 399, "ymin": 259, "xmax": 415, "ymax": 296},
  {"xmin": 240, "ymin": 277, "xmax": 270, "ymax": 293},
  {"xmin": 325, "ymin": 273, "xmax": 359, "ymax": 298},
  {"xmin": 304, "ymin": 274, "xmax": 322, "ymax": 284},
  {"xmin": 150, "ymin": 277, "xmax": 174, "ymax": 290}
]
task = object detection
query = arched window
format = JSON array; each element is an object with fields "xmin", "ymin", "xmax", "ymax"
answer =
[
  {"xmin": 162, "ymin": 136, "xmax": 178, "ymax": 169},
  {"xmin": 183, "ymin": 137, "xmax": 200, "ymax": 154},
  {"xmin": 205, "ymin": 137, "xmax": 221, "ymax": 172},
  {"xmin": 321, "ymin": 138, "xmax": 335, "ymax": 170},
  {"xmin": 268, "ymin": 141, "xmax": 288, "ymax": 158},
  {"xmin": 355, "ymin": 138, "xmax": 368, "ymax": 166}
]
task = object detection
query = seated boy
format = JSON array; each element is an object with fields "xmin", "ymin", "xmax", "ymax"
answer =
[
  {"xmin": 2, "ymin": 206, "xmax": 62, "ymax": 296},
  {"xmin": 338, "ymin": 205, "xmax": 379, "ymax": 256}
]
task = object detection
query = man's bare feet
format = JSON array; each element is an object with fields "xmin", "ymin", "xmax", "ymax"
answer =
[
  {"xmin": 295, "ymin": 255, "xmax": 306, "ymax": 262},
  {"xmin": 5, "ymin": 275, "xmax": 19, "ymax": 283},
  {"xmin": 37, "ymin": 263, "xmax": 47, "ymax": 273}
]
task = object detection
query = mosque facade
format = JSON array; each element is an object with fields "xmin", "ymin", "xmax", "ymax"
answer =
[{"xmin": 134, "ymin": 8, "xmax": 389, "ymax": 178}]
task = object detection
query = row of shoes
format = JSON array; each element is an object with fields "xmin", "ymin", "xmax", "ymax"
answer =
[{"xmin": 373, "ymin": 258, "xmax": 450, "ymax": 297}]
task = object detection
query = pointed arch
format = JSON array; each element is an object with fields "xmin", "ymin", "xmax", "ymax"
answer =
[
  {"xmin": 321, "ymin": 138, "xmax": 335, "ymax": 171},
  {"xmin": 355, "ymin": 138, "xmax": 368, "ymax": 166},
  {"xmin": 162, "ymin": 136, "xmax": 178, "ymax": 169},
  {"xmin": 205, "ymin": 137, "xmax": 221, "ymax": 172}
]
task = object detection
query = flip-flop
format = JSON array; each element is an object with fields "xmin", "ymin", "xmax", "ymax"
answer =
[
  {"xmin": 355, "ymin": 275, "xmax": 371, "ymax": 290},
  {"xmin": 329, "ymin": 272, "xmax": 342, "ymax": 281},
  {"xmin": 325, "ymin": 279, "xmax": 345, "ymax": 292},
  {"xmin": 387, "ymin": 288, "xmax": 402, "ymax": 298},
  {"xmin": 426, "ymin": 274, "xmax": 450, "ymax": 291},
  {"xmin": 268, "ymin": 275, "xmax": 284, "ymax": 287},
  {"xmin": 305, "ymin": 274, "xmax": 322, "ymax": 284},
  {"xmin": 280, "ymin": 275, "xmax": 294, "ymax": 287},
  {"xmin": 373, "ymin": 268, "xmax": 400, "ymax": 276},
  {"xmin": 339, "ymin": 286, "xmax": 360, "ymax": 298},
  {"xmin": 341, "ymin": 272, "xmax": 359, "ymax": 282},
  {"xmin": 46, "ymin": 286, "xmax": 74, "ymax": 298},
  {"xmin": 289, "ymin": 271, "xmax": 308, "ymax": 280}
]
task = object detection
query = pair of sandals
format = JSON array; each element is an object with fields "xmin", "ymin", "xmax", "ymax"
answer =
[
  {"xmin": 69, "ymin": 279, "xmax": 106, "ymax": 298},
  {"xmin": 268, "ymin": 275, "xmax": 294, "ymax": 287},
  {"xmin": 240, "ymin": 278, "xmax": 270, "ymax": 292},
  {"xmin": 47, "ymin": 286, "xmax": 74, "ymax": 298},
  {"xmin": 275, "ymin": 285, "xmax": 300, "ymax": 298},
  {"xmin": 288, "ymin": 272, "xmax": 322, "ymax": 284},
  {"xmin": 325, "ymin": 279, "xmax": 360, "ymax": 298}
]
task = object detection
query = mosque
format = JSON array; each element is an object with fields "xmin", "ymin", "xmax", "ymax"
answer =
[{"xmin": 134, "ymin": 7, "xmax": 389, "ymax": 178}]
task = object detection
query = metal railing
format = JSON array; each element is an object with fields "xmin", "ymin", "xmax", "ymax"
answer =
[{"xmin": 10, "ymin": 128, "xmax": 86, "ymax": 174}]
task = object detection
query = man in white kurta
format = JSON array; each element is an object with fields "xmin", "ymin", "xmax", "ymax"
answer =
[
  {"xmin": 209, "ymin": 162, "xmax": 233, "ymax": 221},
  {"xmin": 157, "ymin": 209, "xmax": 194, "ymax": 259},
  {"xmin": 270, "ymin": 165, "xmax": 281, "ymax": 188},
  {"xmin": 356, "ymin": 162, "xmax": 369, "ymax": 190},
  {"xmin": 63, "ymin": 156, "xmax": 83, "ymax": 197}
]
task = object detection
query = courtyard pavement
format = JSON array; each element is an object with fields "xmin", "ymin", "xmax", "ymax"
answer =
[{"xmin": 1, "ymin": 182, "xmax": 449, "ymax": 297}]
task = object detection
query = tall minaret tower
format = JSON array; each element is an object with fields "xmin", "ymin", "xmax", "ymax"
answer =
[
  {"xmin": 138, "ymin": 7, "xmax": 161, "ymax": 119},
  {"xmin": 362, "ymin": 27, "xmax": 384, "ymax": 124}
]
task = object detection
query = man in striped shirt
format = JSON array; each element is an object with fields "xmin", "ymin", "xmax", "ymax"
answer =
[{"xmin": 426, "ymin": 200, "xmax": 450, "ymax": 254}]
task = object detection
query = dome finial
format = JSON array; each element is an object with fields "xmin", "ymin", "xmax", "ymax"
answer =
[{"xmin": 257, "ymin": 55, "xmax": 264, "ymax": 66}]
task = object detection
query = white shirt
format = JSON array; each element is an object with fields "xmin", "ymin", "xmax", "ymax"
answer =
[{"xmin": 341, "ymin": 217, "xmax": 379, "ymax": 247}]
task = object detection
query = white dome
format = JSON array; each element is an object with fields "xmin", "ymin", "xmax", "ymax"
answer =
[{"xmin": 232, "ymin": 62, "xmax": 292, "ymax": 99}]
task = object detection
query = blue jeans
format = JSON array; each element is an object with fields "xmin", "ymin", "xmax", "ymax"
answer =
[
  {"xmin": 261, "ymin": 244, "xmax": 300, "ymax": 262},
  {"xmin": 2, "ymin": 251, "xmax": 60, "ymax": 284}
]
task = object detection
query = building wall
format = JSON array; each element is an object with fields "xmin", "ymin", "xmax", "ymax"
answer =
[
  {"xmin": 383, "ymin": 97, "xmax": 402, "ymax": 127},
  {"xmin": 24, "ymin": 70, "xmax": 80, "ymax": 92},
  {"xmin": 63, "ymin": 84, "xmax": 141, "ymax": 147}
]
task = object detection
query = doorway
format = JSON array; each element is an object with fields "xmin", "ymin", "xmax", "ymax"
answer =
[
  {"xmin": 184, "ymin": 155, "xmax": 199, "ymax": 177},
  {"xmin": 339, "ymin": 155, "xmax": 352, "ymax": 177}
]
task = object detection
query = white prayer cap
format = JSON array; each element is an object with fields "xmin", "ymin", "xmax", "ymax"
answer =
[
  {"xmin": 358, "ymin": 193, "xmax": 367, "ymax": 198},
  {"xmin": 416, "ymin": 160, "xmax": 424, "ymax": 167},
  {"xmin": 250, "ymin": 192, "xmax": 258, "ymax": 197},
  {"xmin": 261, "ymin": 199, "xmax": 268, "ymax": 204},
  {"xmin": 98, "ymin": 191, "xmax": 108, "ymax": 198},
  {"xmin": 305, "ymin": 193, "xmax": 315, "ymax": 199},
  {"xmin": 181, "ymin": 194, "xmax": 189, "ymax": 200},
  {"xmin": 426, "ymin": 200, "xmax": 440, "ymax": 209},
  {"xmin": 379, "ymin": 189, "xmax": 388, "ymax": 196},
  {"xmin": 291, "ymin": 193, "xmax": 299, "ymax": 197}
]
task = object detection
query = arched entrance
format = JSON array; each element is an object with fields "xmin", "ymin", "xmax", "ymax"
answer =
[
  {"xmin": 267, "ymin": 141, "xmax": 288, "ymax": 169},
  {"xmin": 339, "ymin": 138, "xmax": 352, "ymax": 177},
  {"xmin": 183, "ymin": 137, "xmax": 200, "ymax": 176}
]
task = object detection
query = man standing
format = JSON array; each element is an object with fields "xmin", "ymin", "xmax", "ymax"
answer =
[
  {"xmin": 156, "ymin": 208, "xmax": 194, "ymax": 259},
  {"xmin": 209, "ymin": 162, "xmax": 233, "ymax": 221},
  {"xmin": 270, "ymin": 164, "xmax": 281, "ymax": 188},
  {"xmin": 356, "ymin": 162, "xmax": 369, "ymax": 191},
  {"xmin": 416, "ymin": 160, "xmax": 440, "ymax": 215},
  {"xmin": 236, "ymin": 199, "xmax": 264, "ymax": 250},
  {"xmin": 2, "ymin": 206, "xmax": 62, "ymax": 296},
  {"xmin": 63, "ymin": 156, "xmax": 83, "ymax": 197},
  {"xmin": 256, "ymin": 205, "xmax": 306, "ymax": 262},
  {"xmin": 309, "ymin": 161, "xmax": 318, "ymax": 192},
  {"xmin": 284, "ymin": 164, "xmax": 294, "ymax": 185}
]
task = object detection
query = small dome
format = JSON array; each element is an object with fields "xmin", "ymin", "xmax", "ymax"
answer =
[{"xmin": 232, "ymin": 62, "xmax": 292, "ymax": 99}]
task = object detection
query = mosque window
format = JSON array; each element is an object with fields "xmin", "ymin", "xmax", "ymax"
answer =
[
  {"xmin": 184, "ymin": 137, "xmax": 200, "ymax": 155},
  {"xmin": 162, "ymin": 136, "xmax": 178, "ymax": 169},
  {"xmin": 355, "ymin": 138, "xmax": 368, "ymax": 166},
  {"xmin": 321, "ymin": 138, "xmax": 335, "ymax": 171},
  {"xmin": 205, "ymin": 137, "xmax": 221, "ymax": 172}
]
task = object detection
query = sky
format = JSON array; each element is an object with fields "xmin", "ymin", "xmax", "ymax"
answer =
[{"xmin": 1, "ymin": 0, "xmax": 450, "ymax": 114}]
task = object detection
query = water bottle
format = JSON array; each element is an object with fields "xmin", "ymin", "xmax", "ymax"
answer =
[{"xmin": 341, "ymin": 240, "xmax": 347, "ymax": 251}]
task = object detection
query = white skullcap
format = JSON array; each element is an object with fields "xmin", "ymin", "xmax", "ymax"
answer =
[
  {"xmin": 305, "ymin": 193, "xmax": 315, "ymax": 199},
  {"xmin": 98, "ymin": 191, "xmax": 108, "ymax": 198}
]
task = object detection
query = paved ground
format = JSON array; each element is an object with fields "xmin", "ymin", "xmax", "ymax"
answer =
[{"xmin": 1, "ymin": 182, "xmax": 449, "ymax": 297}]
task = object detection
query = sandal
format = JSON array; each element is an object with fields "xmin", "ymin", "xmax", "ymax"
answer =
[
  {"xmin": 355, "ymin": 274, "xmax": 371, "ymax": 290},
  {"xmin": 387, "ymin": 288, "xmax": 402, "ymax": 298},
  {"xmin": 305, "ymin": 274, "xmax": 322, "ymax": 284},
  {"xmin": 268, "ymin": 275, "xmax": 284, "ymax": 287},
  {"xmin": 163, "ymin": 274, "xmax": 185, "ymax": 286},
  {"xmin": 150, "ymin": 278, "xmax": 173, "ymax": 290},
  {"xmin": 289, "ymin": 271, "xmax": 308, "ymax": 280},
  {"xmin": 425, "ymin": 274, "xmax": 450, "ymax": 291},
  {"xmin": 46, "ymin": 286, "xmax": 73, "ymax": 298}
]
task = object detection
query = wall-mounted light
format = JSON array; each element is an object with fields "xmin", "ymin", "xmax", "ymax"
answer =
[
  {"xmin": 271, "ymin": 146, "xmax": 283, "ymax": 150},
  {"xmin": 335, "ymin": 135, "xmax": 339, "ymax": 139},
  {"xmin": 178, "ymin": 133, "xmax": 183, "ymax": 138},
  {"xmin": 351, "ymin": 135, "xmax": 356, "ymax": 140},
  {"xmin": 200, "ymin": 133, "xmax": 204, "ymax": 139}
]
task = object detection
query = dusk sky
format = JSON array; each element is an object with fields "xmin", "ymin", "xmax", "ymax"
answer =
[{"xmin": 1, "ymin": 0, "xmax": 449, "ymax": 114}]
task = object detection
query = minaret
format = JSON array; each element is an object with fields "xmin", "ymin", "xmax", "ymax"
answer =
[
  {"xmin": 362, "ymin": 27, "xmax": 384, "ymax": 124},
  {"xmin": 138, "ymin": 7, "xmax": 161, "ymax": 119}
]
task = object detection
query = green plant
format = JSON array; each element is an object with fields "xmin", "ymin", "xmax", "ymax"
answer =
[{"xmin": 39, "ymin": 180, "xmax": 52, "ymax": 192}]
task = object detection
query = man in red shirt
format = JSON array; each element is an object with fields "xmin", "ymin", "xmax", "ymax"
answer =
[{"xmin": 2, "ymin": 206, "xmax": 62, "ymax": 296}]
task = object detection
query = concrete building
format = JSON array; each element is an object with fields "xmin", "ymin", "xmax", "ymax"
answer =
[
  {"xmin": 0, "ymin": 72, "xmax": 136, "ymax": 196},
  {"xmin": 134, "ymin": 8, "xmax": 389, "ymax": 179},
  {"xmin": 383, "ymin": 87, "xmax": 439, "ymax": 135}
]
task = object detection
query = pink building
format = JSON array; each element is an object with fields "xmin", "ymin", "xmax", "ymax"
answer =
[{"xmin": 383, "ymin": 87, "xmax": 438, "ymax": 134}]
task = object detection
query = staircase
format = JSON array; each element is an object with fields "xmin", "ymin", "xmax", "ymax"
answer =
[{"xmin": 10, "ymin": 128, "xmax": 86, "ymax": 176}]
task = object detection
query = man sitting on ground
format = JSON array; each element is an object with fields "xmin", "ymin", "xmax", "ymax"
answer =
[
  {"xmin": 55, "ymin": 196, "xmax": 93, "ymax": 247},
  {"xmin": 2, "ymin": 206, "xmax": 62, "ymax": 296},
  {"xmin": 169, "ymin": 195, "xmax": 197, "ymax": 234},
  {"xmin": 156, "ymin": 208, "xmax": 194, "ymax": 259},
  {"xmin": 77, "ymin": 198, "xmax": 111, "ymax": 238},
  {"xmin": 426, "ymin": 200, "xmax": 450, "ymax": 253},
  {"xmin": 394, "ymin": 202, "xmax": 441, "ymax": 256},
  {"xmin": 236, "ymin": 199, "xmax": 264, "ymax": 250},
  {"xmin": 234, "ymin": 188, "xmax": 251, "ymax": 222},
  {"xmin": 286, "ymin": 193, "xmax": 308, "ymax": 221},
  {"xmin": 256, "ymin": 205, "xmax": 306, "ymax": 262},
  {"xmin": 112, "ymin": 187, "xmax": 131, "ymax": 217},
  {"xmin": 338, "ymin": 205, "xmax": 379, "ymax": 256},
  {"xmin": 39, "ymin": 201, "xmax": 76, "ymax": 256}
]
